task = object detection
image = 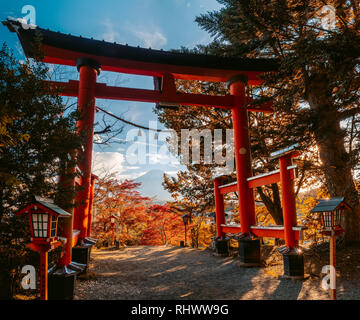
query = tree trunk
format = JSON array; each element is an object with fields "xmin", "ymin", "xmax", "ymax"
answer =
[
  {"xmin": 306, "ymin": 73, "xmax": 360, "ymax": 243},
  {"xmin": 257, "ymin": 184, "xmax": 284, "ymax": 225}
]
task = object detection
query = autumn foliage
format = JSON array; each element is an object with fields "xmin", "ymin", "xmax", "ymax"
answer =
[
  {"xmin": 92, "ymin": 175, "xmax": 199, "ymax": 247},
  {"xmin": 140, "ymin": 204, "xmax": 184, "ymax": 246},
  {"xmin": 92, "ymin": 176, "xmax": 150, "ymax": 246}
]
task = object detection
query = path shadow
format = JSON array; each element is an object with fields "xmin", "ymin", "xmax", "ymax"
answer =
[{"xmin": 83, "ymin": 246, "xmax": 308, "ymax": 300}]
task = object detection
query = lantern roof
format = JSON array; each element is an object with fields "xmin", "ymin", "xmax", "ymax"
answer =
[
  {"xmin": 310, "ymin": 197, "xmax": 351, "ymax": 213},
  {"xmin": 33, "ymin": 196, "xmax": 72, "ymax": 217},
  {"xmin": 269, "ymin": 143, "xmax": 299, "ymax": 160},
  {"xmin": 2, "ymin": 19, "xmax": 279, "ymax": 83},
  {"xmin": 16, "ymin": 195, "xmax": 72, "ymax": 217}
]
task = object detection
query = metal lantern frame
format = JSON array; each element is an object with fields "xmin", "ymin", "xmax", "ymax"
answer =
[
  {"xmin": 310, "ymin": 197, "xmax": 351, "ymax": 234},
  {"xmin": 181, "ymin": 214, "xmax": 191, "ymax": 226},
  {"xmin": 16, "ymin": 196, "xmax": 72, "ymax": 245},
  {"xmin": 180, "ymin": 214, "xmax": 192, "ymax": 247},
  {"xmin": 30, "ymin": 209, "xmax": 58, "ymax": 241},
  {"xmin": 309, "ymin": 197, "xmax": 351, "ymax": 300},
  {"xmin": 320, "ymin": 208, "xmax": 344, "ymax": 230},
  {"xmin": 110, "ymin": 215, "xmax": 116, "ymax": 226},
  {"xmin": 15, "ymin": 196, "xmax": 72, "ymax": 300}
]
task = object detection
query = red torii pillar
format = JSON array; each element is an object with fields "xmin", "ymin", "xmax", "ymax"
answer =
[
  {"xmin": 73, "ymin": 171, "xmax": 82, "ymax": 232},
  {"xmin": 57, "ymin": 169, "xmax": 75, "ymax": 267},
  {"xmin": 47, "ymin": 156, "xmax": 87, "ymax": 300},
  {"xmin": 214, "ymin": 176, "xmax": 226, "ymax": 238},
  {"xmin": 228, "ymin": 75, "xmax": 256, "ymax": 234},
  {"xmin": 213, "ymin": 75, "xmax": 261, "ymax": 265},
  {"xmin": 279, "ymin": 151, "xmax": 304, "ymax": 278},
  {"xmin": 47, "ymin": 105, "xmax": 100, "ymax": 299},
  {"xmin": 87, "ymin": 174, "xmax": 97, "ymax": 238},
  {"xmin": 75, "ymin": 58, "xmax": 100, "ymax": 242},
  {"xmin": 279, "ymin": 153, "xmax": 298, "ymax": 249}
]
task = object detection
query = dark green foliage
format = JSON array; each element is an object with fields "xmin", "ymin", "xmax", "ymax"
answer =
[{"xmin": 0, "ymin": 44, "xmax": 80, "ymax": 299}]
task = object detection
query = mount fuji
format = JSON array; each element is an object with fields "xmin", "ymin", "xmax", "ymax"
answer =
[{"xmin": 134, "ymin": 170, "xmax": 175, "ymax": 203}]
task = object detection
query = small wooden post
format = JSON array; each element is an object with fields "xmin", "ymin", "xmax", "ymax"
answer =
[
  {"xmin": 40, "ymin": 250, "xmax": 48, "ymax": 300},
  {"xmin": 213, "ymin": 177, "xmax": 225, "ymax": 238},
  {"xmin": 185, "ymin": 223, "xmax": 187, "ymax": 247},
  {"xmin": 87, "ymin": 175, "xmax": 96, "ymax": 237},
  {"xmin": 330, "ymin": 232, "xmax": 336, "ymax": 300}
]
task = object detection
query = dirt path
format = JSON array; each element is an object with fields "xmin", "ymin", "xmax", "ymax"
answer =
[{"xmin": 74, "ymin": 246, "xmax": 359, "ymax": 300}]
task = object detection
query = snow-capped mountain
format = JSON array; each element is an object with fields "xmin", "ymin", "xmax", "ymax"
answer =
[{"xmin": 134, "ymin": 170, "xmax": 175, "ymax": 203}]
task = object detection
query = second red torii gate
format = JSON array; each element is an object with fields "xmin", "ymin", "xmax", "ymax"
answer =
[{"xmin": 214, "ymin": 145, "xmax": 305, "ymax": 248}]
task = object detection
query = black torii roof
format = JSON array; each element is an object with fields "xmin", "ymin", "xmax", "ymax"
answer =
[
  {"xmin": 2, "ymin": 19, "xmax": 279, "ymax": 82},
  {"xmin": 310, "ymin": 197, "xmax": 351, "ymax": 213}
]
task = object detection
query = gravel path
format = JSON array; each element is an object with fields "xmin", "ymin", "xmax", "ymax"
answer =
[{"xmin": 74, "ymin": 246, "xmax": 359, "ymax": 300}]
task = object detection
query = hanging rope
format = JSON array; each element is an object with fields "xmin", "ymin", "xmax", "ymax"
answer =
[{"xmin": 96, "ymin": 106, "xmax": 174, "ymax": 133}]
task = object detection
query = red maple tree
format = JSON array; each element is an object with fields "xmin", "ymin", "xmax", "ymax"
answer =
[{"xmin": 140, "ymin": 204, "xmax": 184, "ymax": 246}]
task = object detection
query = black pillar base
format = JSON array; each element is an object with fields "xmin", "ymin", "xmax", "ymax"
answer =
[
  {"xmin": 48, "ymin": 266, "xmax": 78, "ymax": 300},
  {"xmin": 238, "ymin": 238, "xmax": 261, "ymax": 267},
  {"xmin": 72, "ymin": 246, "xmax": 91, "ymax": 273},
  {"xmin": 280, "ymin": 247, "xmax": 305, "ymax": 279},
  {"xmin": 215, "ymin": 238, "xmax": 229, "ymax": 255},
  {"xmin": 0, "ymin": 274, "xmax": 11, "ymax": 299},
  {"xmin": 72, "ymin": 237, "xmax": 97, "ymax": 273}
]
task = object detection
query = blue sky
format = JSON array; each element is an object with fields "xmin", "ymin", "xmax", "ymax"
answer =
[{"xmin": 0, "ymin": 0, "xmax": 221, "ymax": 180}]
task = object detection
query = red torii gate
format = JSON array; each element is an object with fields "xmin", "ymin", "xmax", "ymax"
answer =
[
  {"xmin": 214, "ymin": 146, "xmax": 302, "ymax": 245},
  {"xmin": 4, "ymin": 18, "xmax": 304, "ymax": 297}
]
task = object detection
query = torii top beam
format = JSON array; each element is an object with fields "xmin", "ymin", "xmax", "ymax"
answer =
[{"xmin": 3, "ymin": 19, "xmax": 279, "ymax": 84}]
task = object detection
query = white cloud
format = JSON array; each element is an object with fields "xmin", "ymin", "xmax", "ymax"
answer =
[
  {"xmin": 129, "ymin": 111, "xmax": 142, "ymax": 123},
  {"xmin": 101, "ymin": 19, "xmax": 167, "ymax": 49},
  {"xmin": 165, "ymin": 171, "xmax": 179, "ymax": 176},
  {"xmin": 146, "ymin": 152, "xmax": 180, "ymax": 165},
  {"xmin": 102, "ymin": 18, "xmax": 121, "ymax": 42},
  {"xmin": 15, "ymin": 41, "xmax": 24, "ymax": 56},
  {"xmin": 92, "ymin": 152, "xmax": 151, "ymax": 180},
  {"xmin": 121, "ymin": 171, "xmax": 148, "ymax": 180},
  {"xmin": 126, "ymin": 166, "xmax": 141, "ymax": 170},
  {"xmin": 92, "ymin": 152, "xmax": 125, "ymax": 177},
  {"xmin": 132, "ymin": 30, "xmax": 167, "ymax": 49},
  {"xmin": 187, "ymin": 33, "xmax": 212, "ymax": 49}
]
